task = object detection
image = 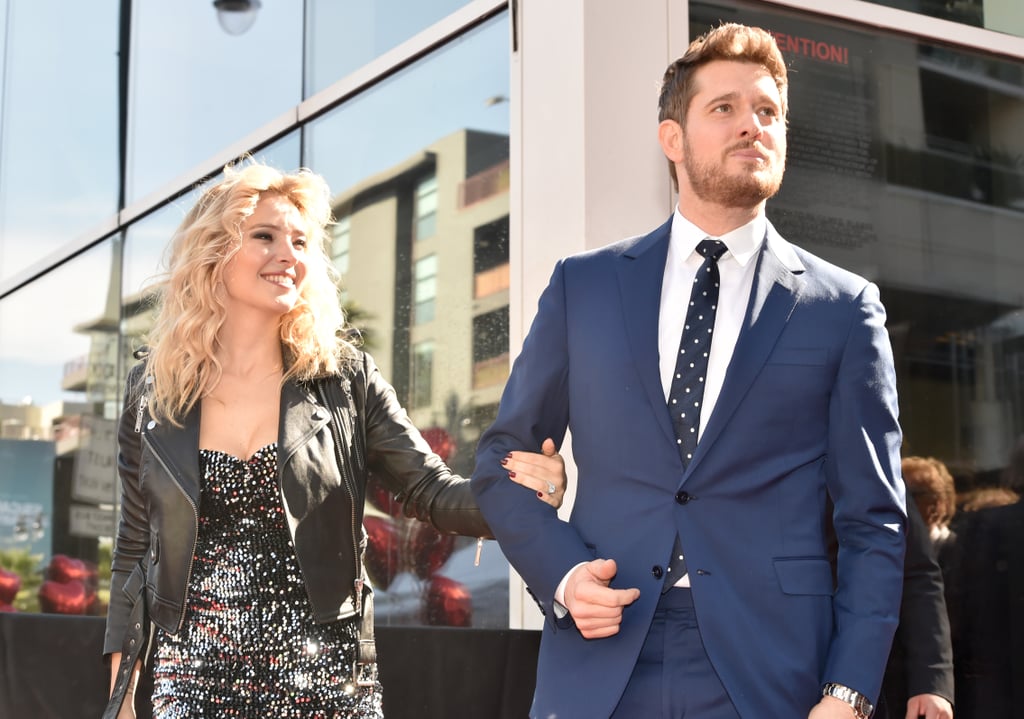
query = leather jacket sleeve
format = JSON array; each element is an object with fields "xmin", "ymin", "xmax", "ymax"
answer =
[
  {"xmin": 357, "ymin": 352, "xmax": 492, "ymax": 539},
  {"xmin": 103, "ymin": 363, "xmax": 152, "ymax": 656}
]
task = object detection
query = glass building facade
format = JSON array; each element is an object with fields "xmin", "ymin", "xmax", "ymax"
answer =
[{"xmin": 1, "ymin": 0, "xmax": 1023, "ymax": 711}]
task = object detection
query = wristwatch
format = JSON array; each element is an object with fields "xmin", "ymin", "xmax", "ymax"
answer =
[{"xmin": 822, "ymin": 682, "xmax": 874, "ymax": 719}]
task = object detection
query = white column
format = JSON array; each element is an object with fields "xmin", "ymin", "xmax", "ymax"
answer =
[{"xmin": 507, "ymin": 0, "xmax": 683, "ymax": 629}]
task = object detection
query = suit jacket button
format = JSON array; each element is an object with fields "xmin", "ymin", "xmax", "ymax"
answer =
[
  {"xmin": 675, "ymin": 490, "xmax": 693, "ymax": 505},
  {"xmin": 651, "ymin": 565, "xmax": 664, "ymax": 580}
]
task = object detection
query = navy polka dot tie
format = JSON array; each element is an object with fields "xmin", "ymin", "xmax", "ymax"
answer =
[
  {"xmin": 663, "ymin": 238, "xmax": 726, "ymax": 591},
  {"xmin": 669, "ymin": 238, "xmax": 727, "ymax": 466}
]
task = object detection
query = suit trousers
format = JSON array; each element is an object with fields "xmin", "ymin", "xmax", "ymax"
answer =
[{"xmin": 611, "ymin": 588, "xmax": 740, "ymax": 719}]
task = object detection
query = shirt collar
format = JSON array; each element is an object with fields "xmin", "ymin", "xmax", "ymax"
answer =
[{"xmin": 670, "ymin": 207, "xmax": 766, "ymax": 267}]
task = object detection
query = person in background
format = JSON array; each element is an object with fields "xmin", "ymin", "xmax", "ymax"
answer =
[
  {"xmin": 902, "ymin": 456, "xmax": 957, "ymax": 555},
  {"xmin": 473, "ymin": 22, "xmax": 905, "ymax": 719},
  {"xmin": 877, "ymin": 493, "xmax": 954, "ymax": 719},
  {"xmin": 952, "ymin": 435, "xmax": 1024, "ymax": 719},
  {"xmin": 102, "ymin": 161, "xmax": 566, "ymax": 719}
]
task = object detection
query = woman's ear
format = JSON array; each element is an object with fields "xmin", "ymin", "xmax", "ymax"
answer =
[{"xmin": 657, "ymin": 119, "xmax": 684, "ymax": 163}]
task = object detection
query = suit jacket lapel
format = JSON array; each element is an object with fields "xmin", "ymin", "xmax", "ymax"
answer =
[
  {"xmin": 690, "ymin": 224, "xmax": 806, "ymax": 472},
  {"xmin": 617, "ymin": 217, "xmax": 677, "ymax": 447}
]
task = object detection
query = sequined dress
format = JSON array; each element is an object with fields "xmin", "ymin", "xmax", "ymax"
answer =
[{"xmin": 150, "ymin": 444, "xmax": 383, "ymax": 718}]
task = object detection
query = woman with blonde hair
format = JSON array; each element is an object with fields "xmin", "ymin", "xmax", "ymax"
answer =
[{"xmin": 102, "ymin": 161, "xmax": 565, "ymax": 718}]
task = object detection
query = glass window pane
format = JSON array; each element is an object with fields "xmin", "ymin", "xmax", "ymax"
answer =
[
  {"xmin": 695, "ymin": 2, "xmax": 1024, "ymax": 713},
  {"xmin": 0, "ymin": 0, "xmax": 119, "ymax": 284},
  {"xmin": 415, "ymin": 175, "xmax": 439, "ymax": 241},
  {"xmin": 305, "ymin": 0, "xmax": 474, "ymax": 97},
  {"xmin": 126, "ymin": 3, "xmax": 302, "ymax": 204},
  {"xmin": 308, "ymin": 13, "xmax": 511, "ymax": 627},
  {"xmin": 411, "ymin": 341, "xmax": 435, "ymax": 408},
  {"xmin": 0, "ymin": 237, "xmax": 121, "ymax": 614},
  {"xmin": 859, "ymin": 0, "xmax": 1024, "ymax": 38}
]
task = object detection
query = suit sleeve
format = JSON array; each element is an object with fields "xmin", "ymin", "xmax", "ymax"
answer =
[
  {"xmin": 823, "ymin": 281, "xmax": 907, "ymax": 702},
  {"xmin": 471, "ymin": 260, "xmax": 595, "ymax": 621}
]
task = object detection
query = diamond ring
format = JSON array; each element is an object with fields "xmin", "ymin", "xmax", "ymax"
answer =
[{"xmin": 545, "ymin": 481, "xmax": 556, "ymax": 495}]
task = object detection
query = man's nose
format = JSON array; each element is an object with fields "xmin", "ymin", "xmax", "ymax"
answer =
[{"xmin": 739, "ymin": 112, "xmax": 765, "ymax": 138}]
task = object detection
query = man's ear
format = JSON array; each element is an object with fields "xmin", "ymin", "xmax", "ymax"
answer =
[{"xmin": 658, "ymin": 119, "xmax": 684, "ymax": 163}]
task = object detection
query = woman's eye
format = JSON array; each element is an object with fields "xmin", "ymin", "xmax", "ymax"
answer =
[
  {"xmin": 253, "ymin": 232, "xmax": 273, "ymax": 241},
  {"xmin": 293, "ymin": 238, "xmax": 308, "ymax": 249}
]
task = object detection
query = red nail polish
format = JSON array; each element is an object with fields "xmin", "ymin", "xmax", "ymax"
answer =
[
  {"xmin": 537, "ymin": 492, "xmax": 544, "ymax": 498},
  {"xmin": 500, "ymin": 457, "xmax": 509, "ymax": 465},
  {"xmin": 508, "ymin": 471, "xmax": 516, "ymax": 478}
]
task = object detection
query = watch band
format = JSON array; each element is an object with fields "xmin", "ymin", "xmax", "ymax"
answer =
[{"xmin": 822, "ymin": 682, "xmax": 874, "ymax": 719}]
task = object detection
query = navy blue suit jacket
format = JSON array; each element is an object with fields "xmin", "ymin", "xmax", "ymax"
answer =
[{"xmin": 472, "ymin": 218, "xmax": 906, "ymax": 719}]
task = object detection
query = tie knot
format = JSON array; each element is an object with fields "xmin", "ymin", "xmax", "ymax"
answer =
[{"xmin": 696, "ymin": 238, "xmax": 727, "ymax": 262}]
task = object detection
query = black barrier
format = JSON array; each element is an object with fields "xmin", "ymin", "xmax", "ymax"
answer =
[{"xmin": 0, "ymin": 614, "xmax": 540, "ymax": 719}]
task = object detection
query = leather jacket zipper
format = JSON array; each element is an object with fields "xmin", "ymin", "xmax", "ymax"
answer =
[{"xmin": 133, "ymin": 374, "xmax": 153, "ymax": 433}]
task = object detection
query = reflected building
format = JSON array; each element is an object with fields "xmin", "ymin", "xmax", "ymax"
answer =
[{"xmin": 332, "ymin": 129, "xmax": 510, "ymax": 478}]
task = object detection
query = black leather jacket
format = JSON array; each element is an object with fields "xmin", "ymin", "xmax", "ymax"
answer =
[{"xmin": 103, "ymin": 351, "xmax": 489, "ymax": 695}]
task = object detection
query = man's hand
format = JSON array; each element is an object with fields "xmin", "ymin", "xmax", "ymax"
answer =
[
  {"xmin": 905, "ymin": 693, "xmax": 953, "ymax": 719},
  {"xmin": 564, "ymin": 558, "xmax": 640, "ymax": 639}
]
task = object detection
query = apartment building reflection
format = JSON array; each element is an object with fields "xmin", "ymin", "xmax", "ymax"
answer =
[{"xmin": 332, "ymin": 129, "xmax": 511, "ymax": 479}]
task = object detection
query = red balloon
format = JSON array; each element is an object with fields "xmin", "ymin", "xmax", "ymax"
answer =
[
  {"xmin": 47, "ymin": 554, "xmax": 92, "ymax": 584},
  {"xmin": 0, "ymin": 567, "xmax": 21, "ymax": 604},
  {"xmin": 410, "ymin": 523, "xmax": 455, "ymax": 580},
  {"xmin": 38, "ymin": 579, "xmax": 91, "ymax": 615},
  {"xmin": 362, "ymin": 516, "xmax": 401, "ymax": 591},
  {"xmin": 422, "ymin": 575, "xmax": 472, "ymax": 627}
]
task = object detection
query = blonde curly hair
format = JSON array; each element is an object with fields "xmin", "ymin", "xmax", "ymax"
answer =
[{"xmin": 140, "ymin": 160, "xmax": 356, "ymax": 425}]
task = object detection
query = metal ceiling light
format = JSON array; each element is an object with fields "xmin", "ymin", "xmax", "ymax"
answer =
[{"xmin": 213, "ymin": 0, "xmax": 262, "ymax": 36}]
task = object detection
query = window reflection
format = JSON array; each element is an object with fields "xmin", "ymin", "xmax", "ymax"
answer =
[
  {"xmin": 304, "ymin": 0, "xmax": 473, "ymax": 97},
  {"xmin": 859, "ymin": 0, "xmax": 1024, "ymax": 38},
  {"xmin": 699, "ymin": 2, "xmax": 1023, "ymax": 714},
  {"xmin": 0, "ymin": 1, "xmax": 119, "ymax": 284},
  {"xmin": 0, "ymin": 237, "xmax": 121, "ymax": 615},
  {"xmin": 126, "ymin": 2, "xmax": 302, "ymax": 204},
  {"xmin": 414, "ymin": 255, "xmax": 438, "ymax": 325},
  {"xmin": 306, "ymin": 14, "xmax": 510, "ymax": 627}
]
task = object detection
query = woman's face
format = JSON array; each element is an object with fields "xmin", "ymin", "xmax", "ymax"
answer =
[{"xmin": 221, "ymin": 192, "xmax": 309, "ymax": 319}]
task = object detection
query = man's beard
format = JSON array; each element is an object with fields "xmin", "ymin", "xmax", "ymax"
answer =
[{"xmin": 683, "ymin": 137, "xmax": 785, "ymax": 208}]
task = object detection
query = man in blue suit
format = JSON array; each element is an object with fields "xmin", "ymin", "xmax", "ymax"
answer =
[{"xmin": 472, "ymin": 22, "xmax": 906, "ymax": 719}]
